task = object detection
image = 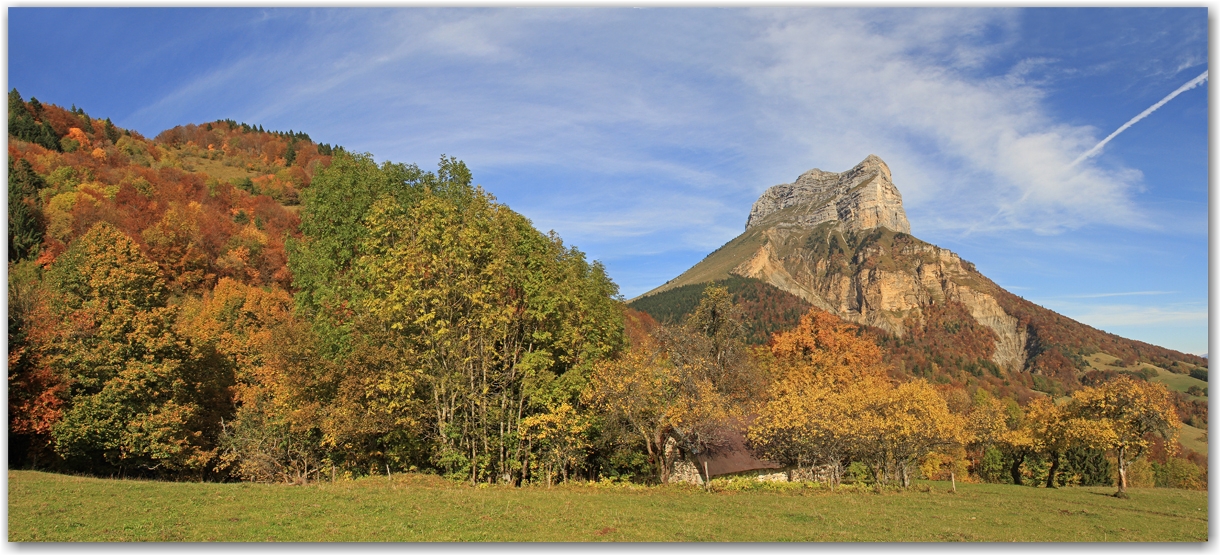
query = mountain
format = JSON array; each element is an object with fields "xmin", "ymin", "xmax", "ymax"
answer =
[{"xmin": 634, "ymin": 155, "xmax": 1207, "ymax": 405}]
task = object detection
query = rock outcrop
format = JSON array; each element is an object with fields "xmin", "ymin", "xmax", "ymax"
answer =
[{"xmin": 745, "ymin": 154, "xmax": 910, "ymax": 234}]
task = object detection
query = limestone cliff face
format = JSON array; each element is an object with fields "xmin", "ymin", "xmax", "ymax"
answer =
[
  {"xmin": 745, "ymin": 154, "xmax": 911, "ymax": 234},
  {"xmin": 728, "ymin": 223, "xmax": 1028, "ymax": 373}
]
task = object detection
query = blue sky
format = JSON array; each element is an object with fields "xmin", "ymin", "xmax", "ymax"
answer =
[{"xmin": 7, "ymin": 8, "xmax": 1209, "ymax": 355}]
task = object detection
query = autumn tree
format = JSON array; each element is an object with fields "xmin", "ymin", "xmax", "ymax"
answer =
[
  {"xmin": 750, "ymin": 309, "xmax": 966, "ymax": 487},
  {"xmin": 1023, "ymin": 396, "xmax": 1102, "ymax": 488},
  {"xmin": 1068, "ymin": 377, "xmax": 1179, "ymax": 497},
  {"xmin": 520, "ymin": 403, "xmax": 593, "ymax": 485},
  {"xmin": 176, "ymin": 278, "xmax": 325, "ymax": 483},
  {"xmin": 8, "ymin": 260, "xmax": 66, "ymax": 467},
  {"xmin": 748, "ymin": 309, "xmax": 890, "ymax": 486},
  {"xmin": 142, "ymin": 201, "xmax": 210, "ymax": 292},
  {"xmin": 874, "ymin": 380, "xmax": 968, "ymax": 487},
  {"xmin": 585, "ymin": 329, "xmax": 681, "ymax": 483}
]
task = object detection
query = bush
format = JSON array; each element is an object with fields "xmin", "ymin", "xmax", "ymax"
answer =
[
  {"xmin": 1190, "ymin": 368, "xmax": 1208, "ymax": 382},
  {"xmin": 846, "ymin": 461, "xmax": 871, "ymax": 484},
  {"xmin": 708, "ymin": 476, "xmax": 824, "ymax": 494},
  {"xmin": 1153, "ymin": 457, "xmax": 1204, "ymax": 490},
  {"xmin": 977, "ymin": 446, "xmax": 1006, "ymax": 483},
  {"xmin": 1059, "ymin": 447, "xmax": 1112, "ymax": 486}
]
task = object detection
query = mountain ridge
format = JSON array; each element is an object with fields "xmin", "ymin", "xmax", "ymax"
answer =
[{"xmin": 637, "ymin": 155, "xmax": 1205, "ymax": 390}]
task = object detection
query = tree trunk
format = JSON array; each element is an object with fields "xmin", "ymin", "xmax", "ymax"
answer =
[
  {"xmin": 1045, "ymin": 452, "xmax": 1060, "ymax": 489},
  {"xmin": 1115, "ymin": 446, "xmax": 1128, "ymax": 498},
  {"xmin": 950, "ymin": 470, "xmax": 956, "ymax": 493},
  {"xmin": 656, "ymin": 432, "xmax": 670, "ymax": 484},
  {"xmin": 1010, "ymin": 453, "xmax": 1024, "ymax": 486}
]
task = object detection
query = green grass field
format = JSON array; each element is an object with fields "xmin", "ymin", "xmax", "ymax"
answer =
[
  {"xmin": 7, "ymin": 470, "xmax": 1207, "ymax": 542},
  {"xmin": 1085, "ymin": 353, "xmax": 1208, "ymax": 400}
]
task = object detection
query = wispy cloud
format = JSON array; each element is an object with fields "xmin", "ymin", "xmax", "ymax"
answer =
[{"xmin": 128, "ymin": 8, "xmax": 1195, "ymax": 243}]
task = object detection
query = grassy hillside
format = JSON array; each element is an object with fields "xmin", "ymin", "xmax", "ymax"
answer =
[
  {"xmin": 628, "ymin": 276, "xmax": 811, "ymax": 344},
  {"xmin": 636, "ymin": 226, "xmax": 767, "ymax": 298},
  {"xmin": 1085, "ymin": 353, "xmax": 1207, "ymax": 401},
  {"xmin": 1179, "ymin": 424, "xmax": 1208, "ymax": 456},
  {"xmin": 8, "ymin": 471, "xmax": 1207, "ymax": 542}
]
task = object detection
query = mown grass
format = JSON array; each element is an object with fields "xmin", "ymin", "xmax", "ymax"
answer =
[{"xmin": 8, "ymin": 470, "xmax": 1207, "ymax": 542}]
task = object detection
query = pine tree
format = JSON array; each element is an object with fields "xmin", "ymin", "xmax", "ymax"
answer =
[{"xmin": 8, "ymin": 159, "xmax": 45, "ymax": 261}]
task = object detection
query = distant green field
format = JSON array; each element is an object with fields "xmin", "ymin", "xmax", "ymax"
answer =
[
  {"xmin": 8, "ymin": 471, "xmax": 1207, "ymax": 542},
  {"xmin": 1179, "ymin": 423, "xmax": 1208, "ymax": 455},
  {"xmin": 1085, "ymin": 353, "xmax": 1208, "ymax": 400},
  {"xmin": 1082, "ymin": 353, "xmax": 1208, "ymax": 455}
]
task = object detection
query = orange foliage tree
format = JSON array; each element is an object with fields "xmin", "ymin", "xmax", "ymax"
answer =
[{"xmin": 750, "ymin": 309, "xmax": 966, "ymax": 487}]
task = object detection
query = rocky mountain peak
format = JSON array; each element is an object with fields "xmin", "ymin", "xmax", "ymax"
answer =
[{"xmin": 745, "ymin": 154, "xmax": 910, "ymax": 234}]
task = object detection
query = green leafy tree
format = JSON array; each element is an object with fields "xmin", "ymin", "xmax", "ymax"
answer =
[
  {"xmin": 45, "ymin": 223, "xmax": 231, "ymax": 477},
  {"xmin": 289, "ymin": 154, "xmax": 621, "ymax": 483},
  {"xmin": 352, "ymin": 186, "xmax": 621, "ymax": 483}
]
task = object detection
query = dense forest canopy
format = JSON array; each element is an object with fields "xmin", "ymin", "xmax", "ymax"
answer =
[{"xmin": 7, "ymin": 91, "xmax": 1206, "ymax": 491}]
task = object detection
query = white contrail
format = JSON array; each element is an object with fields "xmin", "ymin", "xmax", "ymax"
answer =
[{"xmin": 1071, "ymin": 70, "xmax": 1208, "ymax": 167}]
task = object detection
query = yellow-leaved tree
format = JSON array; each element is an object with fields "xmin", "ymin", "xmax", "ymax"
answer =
[
  {"xmin": 749, "ymin": 310, "xmax": 872, "ymax": 486},
  {"xmin": 1068, "ymin": 377, "xmax": 1178, "ymax": 497},
  {"xmin": 1024, "ymin": 396, "xmax": 1109, "ymax": 488},
  {"xmin": 874, "ymin": 380, "xmax": 968, "ymax": 487},
  {"xmin": 585, "ymin": 330, "xmax": 681, "ymax": 482},
  {"xmin": 750, "ymin": 309, "xmax": 967, "ymax": 488},
  {"xmin": 519, "ymin": 403, "xmax": 592, "ymax": 486}
]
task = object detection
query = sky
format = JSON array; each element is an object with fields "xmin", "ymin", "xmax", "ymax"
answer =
[{"xmin": 6, "ymin": 7, "xmax": 1210, "ymax": 355}]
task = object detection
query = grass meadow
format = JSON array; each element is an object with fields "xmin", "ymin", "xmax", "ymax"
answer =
[{"xmin": 7, "ymin": 470, "xmax": 1207, "ymax": 542}]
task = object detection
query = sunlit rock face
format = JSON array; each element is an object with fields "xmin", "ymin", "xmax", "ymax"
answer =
[{"xmin": 745, "ymin": 154, "xmax": 911, "ymax": 235}]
